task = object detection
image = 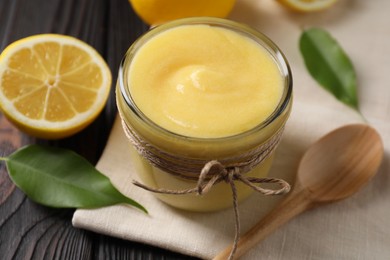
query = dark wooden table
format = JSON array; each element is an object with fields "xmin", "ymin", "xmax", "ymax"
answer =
[{"xmin": 0, "ymin": 0, "xmax": 198, "ymax": 259}]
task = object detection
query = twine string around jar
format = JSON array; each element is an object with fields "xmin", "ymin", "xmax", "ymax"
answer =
[{"xmin": 121, "ymin": 119, "xmax": 290, "ymax": 260}]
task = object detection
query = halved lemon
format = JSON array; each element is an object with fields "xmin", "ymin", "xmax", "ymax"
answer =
[
  {"xmin": 0, "ymin": 34, "xmax": 112, "ymax": 139},
  {"xmin": 277, "ymin": 0, "xmax": 338, "ymax": 12}
]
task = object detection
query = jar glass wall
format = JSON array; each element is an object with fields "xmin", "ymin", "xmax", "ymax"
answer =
[{"xmin": 116, "ymin": 17, "xmax": 292, "ymax": 212}]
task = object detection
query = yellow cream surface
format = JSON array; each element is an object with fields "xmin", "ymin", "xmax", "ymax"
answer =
[{"xmin": 129, "ymin": 25, "xmax": 283, "ymax": 138}]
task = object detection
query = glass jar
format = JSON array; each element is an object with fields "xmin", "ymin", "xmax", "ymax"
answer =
[{"xmin": 116, "ymin": 17, "xmax": 292, "ymax": 212}]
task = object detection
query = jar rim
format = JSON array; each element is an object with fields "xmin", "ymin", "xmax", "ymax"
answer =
[{"xmin": 118, "ymin": 17, "xmax": 293, "ymax": 142}]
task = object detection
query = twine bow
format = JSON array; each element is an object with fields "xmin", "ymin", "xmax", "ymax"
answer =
[{"xmin": 133, "ymin": 160, "xmax": 290, "ymax": 260}]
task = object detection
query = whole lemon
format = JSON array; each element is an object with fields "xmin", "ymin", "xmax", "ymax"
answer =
[{"xmin": 129, "ymin": 0, "xmax": 236, "ymax": 25}]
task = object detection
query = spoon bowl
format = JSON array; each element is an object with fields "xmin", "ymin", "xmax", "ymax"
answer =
[
  {"xmin": 214, "ymin": 124, "xmax": 384, "ymax": 260},
  {"xmin": 298, "ymin": 124, "xmax": 383, "ymax": 202}
]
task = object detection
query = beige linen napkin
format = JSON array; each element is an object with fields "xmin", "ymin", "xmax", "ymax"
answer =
[{"xmin": 73, "ymin": 0, "xmax": 390, "ymax": 259}]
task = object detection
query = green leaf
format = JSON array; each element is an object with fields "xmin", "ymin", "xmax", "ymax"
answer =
[
  {"xmin": 3, "ymin": 145, "xmax": 147, "ymax": 213},
  {"xmin": 299, "ymin": 28, "xmax": 359, "ymax": 110}
]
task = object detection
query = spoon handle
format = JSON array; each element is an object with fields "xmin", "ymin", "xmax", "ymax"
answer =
[{"xmin": 213, "ymin": 185, "xmax": 312, "ymax": 260}]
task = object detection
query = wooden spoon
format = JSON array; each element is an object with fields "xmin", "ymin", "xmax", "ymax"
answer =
[{"xmin": 214, "ymin": 124, "xmax": 384, "ymax": 259}]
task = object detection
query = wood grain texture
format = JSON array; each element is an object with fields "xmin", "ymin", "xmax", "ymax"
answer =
[{"xmin": 0, "ymin": 0, "xmax": 198, "ymax": 259}]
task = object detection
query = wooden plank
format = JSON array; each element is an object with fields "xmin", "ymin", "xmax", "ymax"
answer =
[
  {"xmin": 0, "ymin": 0, "xmax": 198, "ymax": 259},
  {"xmin": 98, "ymin": 1, "xmax": 197, "ymax": 258},
  {"xmin": 0, "ymin": 0, "xmax": 106, "ymax": 258}
]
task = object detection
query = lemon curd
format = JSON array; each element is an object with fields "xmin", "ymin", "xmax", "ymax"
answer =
[
  {"xmin": 129, "ymin": 24, "xmax": 282, "ymax": 138},
  {"xmin": 117, "ymin": 18, "xmax": 292, "ymax": 211}
]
